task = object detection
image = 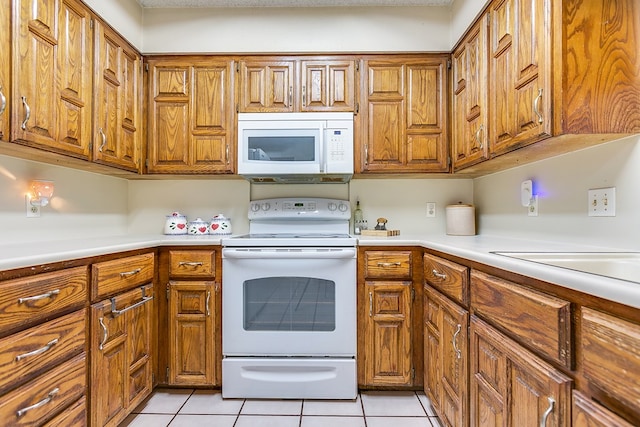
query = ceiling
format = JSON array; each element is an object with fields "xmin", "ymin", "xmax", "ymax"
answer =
[{"xmin": 135, "ymin": 0, "xmax": 453, "ymax": 7}]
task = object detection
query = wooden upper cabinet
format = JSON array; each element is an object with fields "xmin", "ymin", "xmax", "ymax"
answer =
[
  {"xmin": 239, "ymin": 60, "xmax": 295, "ymax": 112},
  {"xmin": 12, "ymin": 0, "xmax": 93, "ymax": 159},
  {"xmin": 0, "ymin": 3, "xmax": 9, "ymax": 142},
  {"xmin": 147, "ymin": 57, "xmax": 234, "ymax": 174},
  {"xmin": 300, "ymin": 60, "xmax": 355, "ymax": 111},
  {"xmin": 451, "ymin": 14, "xmax": 489, "ymax": 171},
  {"xmin": 360, "ymin": 55, "xmax": 448, "ymax": 173},
  {"xmin": 238, "ymin": 57, "xmax": 356, "ymax": 112},
  {"xmin": 93, "ymin": 21, "xmax": 143, "ymax": 172},
  {"xmin": 489, "ymin": 0, "xmax": 551, "ymax": 156}
]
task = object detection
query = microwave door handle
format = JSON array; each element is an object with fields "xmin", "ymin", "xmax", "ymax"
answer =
[{"xmin": 319, "ymin": 125, "xmax": 326, "ymax": 173}]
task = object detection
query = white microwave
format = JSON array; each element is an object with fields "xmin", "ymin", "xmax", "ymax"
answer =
[{"xmin": 237, "ymin": 112, "xmax": 354, "ymax": 183}]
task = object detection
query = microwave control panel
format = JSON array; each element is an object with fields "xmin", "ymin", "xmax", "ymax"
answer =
[{"xmin": 326, "ymin": 129, "xmax": 348, "ymax": 162}]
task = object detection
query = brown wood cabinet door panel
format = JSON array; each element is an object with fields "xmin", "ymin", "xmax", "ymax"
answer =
[
  {"xmin": 0, "ymin": 353, "xmax": 86, "ymax": 426},
  {"xmin": 169, "ymin": 250, "xmax": 216, "ymax": 278},
  {"xmin": 364, "ymin": 281, "xmax": 412, "ymax": 385},
  {"xmin": 240, "ymin": 61, "xmax": 294, "ymax": 112},
  {"xmin": 471, "ymin": 271, "xmax": 571, "ymax": 368},
  {"xmin": 581, "ymin": 308, "xmax": 640, "ymax": 420},
  {"xmin": 168, "ymin": 281, "xmax": 216, "ymax": 385},
  {"xmin": 126, "ymin": 285, "xmax": 153, "ymax": 409},
  {"xmin": 91, "ymin": 252, "xmax": 155, "ymax": 301},
  {"xmin": 192, "ymin": 66, "xmax": 228, "ymax": 131},
  {"xmin": 366, "ymin": 101, "xmax": 404, "ymax": 167},
  {"xmin": 572, "ymin": 391, "xmax": 635, "ymax": 427},
  {"xmin": 300, "ymin": 60, "xmax": 355, "ymax": 111},
  {"xmin": 0, "ymin": 266, "xmax": 88, "ymax": 336},
  {"xmin": 367, "ymin": 63, "xmax": 404, "ymax": 98},
  {"xmin": 0, "ymin": 308, "xmax": 86, "ymax": 395},
  {"xmin": 364, "ymin": 251, "xmax": 412, "ymax": 279}
]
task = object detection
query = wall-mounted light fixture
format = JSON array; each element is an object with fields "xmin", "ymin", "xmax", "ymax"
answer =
[{"xmin": 29, "ymin": 180, "xmax": 55, "ymax": 207}]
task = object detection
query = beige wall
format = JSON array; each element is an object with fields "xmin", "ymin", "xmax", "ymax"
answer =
[{"xmin": 83, "ymin": 0, "xmax": 144, "ymax": 50}]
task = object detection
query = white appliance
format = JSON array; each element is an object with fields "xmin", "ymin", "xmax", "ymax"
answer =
[
  {"xmin": 221, "ymin": 198, "xmax": 357, "ymax": 399},
  {"xmin": 237, "ymin": 112, "xmax": 354, "ymax": 183}
]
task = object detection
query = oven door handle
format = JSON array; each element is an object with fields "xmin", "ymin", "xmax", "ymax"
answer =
[{"xmin": 222, "ymin": 248, "xmax": 356, "ymax": 259}]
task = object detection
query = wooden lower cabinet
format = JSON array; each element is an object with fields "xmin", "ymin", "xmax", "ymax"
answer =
[
  {"xmin": 168, "ymin": 280, "xmax": 219, "ymax": 386},
  {"xmin": 470, "ymin": 315, "xmax": 571, "ymax": 427},
  {"xmin": 572, "ymin": 391, "xmax": 635, "ymax": 427},
  {"xmin": 424, "ymin": 284, "xmax": 468, "ymax": 427},
  {"xmin": 90, "ymin": 284, "xmax": 154, "ymax": 427},
  {"xmin": 361, "ymin": 280, "xmax": 412, "ymax": 386}
]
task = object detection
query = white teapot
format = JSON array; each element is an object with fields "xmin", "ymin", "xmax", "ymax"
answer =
[{"xmin": 209, "ymin": 214, "xmax": 232, "ymax": 235}]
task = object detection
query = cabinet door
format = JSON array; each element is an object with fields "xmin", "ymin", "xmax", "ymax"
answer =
[
  {"xmin": 452, "ymin": 15, "xmax": 489, "ymax": 171},
  {"xmin": 93, "ymin": 21, "xmax": 142, "ymax": 172},
  {"xmin": 300, "ymin": 60, "xmax": 355, "ymax": 112},
  {"xmin": 239, "ymin": 60, "xmax": 295, "ymax": 112},
  {"xmin": 0, "ymin": 2, "xmax": 9, "ymax": 142},
  {"xmin": 148, "ymin": 59, "xmax": 233, "ymax": 174},
  {"xmin": 405, "ymin": 60, "xmax": 448, "ymax": 172},
  {"xmin": 13, "ymin": 0, "xmax": 92, "ymax": 159},
  {"xmin": 424, "ymin": 285, "xmax": 469, "ymax": 427},
  {"xmin": 572, "ymin": 391, "xmax": 635, "ymax": 427},
  {"xmin": 489, "ymin": 0, "xmax": 551, "ymax": 156},
  {"xmin": 91, "ymin": 285, "xmax": 154, "ymax": 427},
  {"xmin": 470, "ymin": 316, "xmax": 571, "ymax": 427},
  {"xmin": 363, "ymin": 280, "xmax": 412, "ymax": 386},
  {"xmin": 168, "ymin": 281, "xmax": 217, "ymax": 385}
]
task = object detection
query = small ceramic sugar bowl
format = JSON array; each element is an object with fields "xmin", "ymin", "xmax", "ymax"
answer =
[
  {"xmin": 164, "ymin": 212, "xmax": 188, "ymax": 235},
  {"xmin": 209, "ymin": 214, "xmax": 232, "ymax": 235},
  {"xmin": 188, "ymin": 218, "xmax": 210, "ymax": 235}
]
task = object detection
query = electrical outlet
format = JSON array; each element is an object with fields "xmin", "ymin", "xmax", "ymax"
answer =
[
  {"xmin": 528, "ymin": 195, "xmax": 539, "ymax": 216},
  {"xmin": 26, "ymin": 195, "xmax": 40, "ymax": 217},
  {"xmin": 588, "ymin": 187, "xmax": 616, "ymax": 216},
  {"xmin": 426, "ymin": 202, "xmax": 436, "ymax": 217}
]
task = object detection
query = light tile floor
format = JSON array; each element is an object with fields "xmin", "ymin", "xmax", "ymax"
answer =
[{"xmin": 121, "ymin": 389, "xmax": 443, "ymax": 427}]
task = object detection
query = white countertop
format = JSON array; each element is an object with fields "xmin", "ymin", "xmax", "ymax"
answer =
[{"xmin": 1, "ymin": 233, "xmax": 638, "ymax": 310}]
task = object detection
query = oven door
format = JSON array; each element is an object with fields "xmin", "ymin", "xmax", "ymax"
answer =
[{"xmin": 222, "ymin": 247, "xmax": 356, "ymax": 357}]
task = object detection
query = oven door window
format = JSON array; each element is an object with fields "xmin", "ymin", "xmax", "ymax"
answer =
[{"xmin": 243, "ymin": 277, "xmax": 335, "ymax": 331}]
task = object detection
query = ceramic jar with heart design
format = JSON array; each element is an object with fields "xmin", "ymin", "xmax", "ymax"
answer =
[
  {"xmin": 188, "ymin": 218, "xmax": 210, "ymax": 235},
  {"xmin": 164, "ymin": 212, "xmax": 188, "ymax": 235},
  {"xmin": 209, "ymin": 214, "xmax": 232, "ymax": 235}
]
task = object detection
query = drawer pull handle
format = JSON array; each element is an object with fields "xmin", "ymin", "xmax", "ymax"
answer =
[
  {"xmin": 16, "ymin": 387, "xmax": 59, "ymax": 417},
  {"xmin": 98, "ymin": 128, "xmax": 107, "ymax": 152},
  {"xmin": 432, "ymin": 269, "xmax": 447, "ymax": 280},
  {"xmin": 369, "ymin": 292, "xmax": 373, "ymax": 317},
  {"xmin": 99, "ymin": 317, "xmax": 108, "ymax": 350},
  {"xmin": 452, "ymin": 324, "xmax": 462, "ymax": 359},
  {"xmin": 21, "ymin": 96, "xmax": 30, "ymax": 130},
  {"xmin": 119, "ymin": 268, "xmax": 142, "ymax": 277},
  {"xmin": 18, "ymin": 289, "xmax": 60, "ymax": 304},
  {"xmin": 377, "ymin": 262, "xmax": 401, "ymax": 268},
  {"xmin": 540, "ymin": 396, "xmax": 555, "ymax": 427},
  {"xmin": 206, "ymin": 291, "xmax": 211, "ymax": 316},
  {"xmin": 110, "ymin": 286, "xmax": 153, "ymax": 318},
  {"xmin": 15, "ymin": 338, "xmax": 59, "ymax": 361},
  {"xmin": 179, "ymin": 261, "xmax": 204, "ymax": 267},
  {"xmin": 473, "ymin": 124, "xmax": 484, "ymax": 150}
]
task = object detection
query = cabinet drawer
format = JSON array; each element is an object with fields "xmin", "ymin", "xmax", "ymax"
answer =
[
  {"xmin": 572, "ymin": 390, "xmax": 634, "ymax": 427},
  {"xmin": 0, "ymin": 353, "xmax": 86, "ymax": 426},
  {"xmin": 0, "ymin": 308, "xmax": 86, "ymax": 395},
  {"xmin": 42, "ymin": 396, "xmax": 86, "ymax": 427},
  {"xmin": 471, "ymin": 271, "xmax": 571, "ymax": 368},
  {"xmin": 91, "ymin": 252, "xmax": 154, "ymax": 301},
  {"xmin": 169, "ymin": 250, "xmax": 216, "ymax": 278},
  {"xmin": 0, "ymin": 267, "xmax": 88, "ymax": 337},
  {"xmin": 423, "ymin": 253, "xmax": 469, "ymax": 305},
  {"xmin": 581, "ymin": 308, "xmax": 640, "ymax": 418},
  {"xmin": 364, "ymin": 251, "xmax": 412, "ymax": 279}
]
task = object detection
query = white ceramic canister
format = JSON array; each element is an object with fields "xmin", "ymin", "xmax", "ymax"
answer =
[
  {"xmin": 445, "ymin": 204, "xmax": 476, "ymax": 236},
  {"xmin": 209, "ymin": 214, "xmax": 232, "ymax": 235},
  {"xmin": 188, "ymin": 217, "xmax": 210, "ymax": 235},
  {"xmin": 164, "ymin": 212, "xmax": 188, "ymax": 235}
]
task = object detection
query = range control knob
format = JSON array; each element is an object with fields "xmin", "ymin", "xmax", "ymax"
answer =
[
  {"xmin": 250, "ymin": 203, "xmax": 260, "ymax": 212},
  {"xmin": 328, "ymin": 202, "xmax": 337, "ymax": 211},
  {"xmin": 338, "ymin": 203, "xmax": 348, "ymax": 212},
  {"xmin": 261, "ymin": 202, "xmax": 271, "ymax": 211}
]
